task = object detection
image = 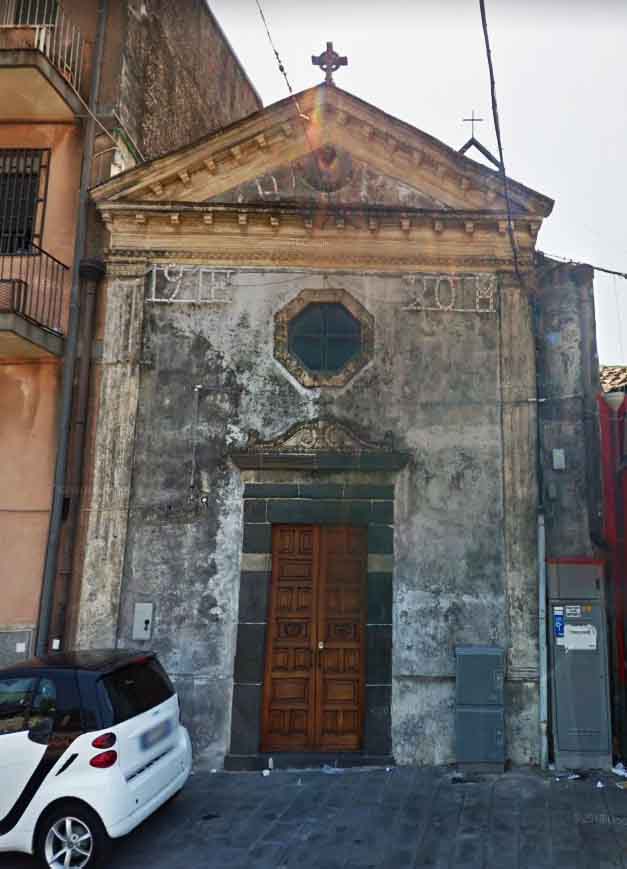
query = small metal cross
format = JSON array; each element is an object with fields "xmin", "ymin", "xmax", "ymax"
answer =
[
  {"xmin": 462, "ymin": 109, "xmax": 484, "ymax": 138},
  {"xmin": 312, "ymin": 41, "xmax": 348, "ymax": 85}
]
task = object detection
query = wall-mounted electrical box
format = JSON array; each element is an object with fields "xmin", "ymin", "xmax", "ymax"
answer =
[
  {"xmin": 552, "ymin": 448, "xmax": 566, "ymax": 471},
  {"xmin": 0, "ymin": 631, "xmax": 31, "ymax": 666},
  {"xmin": 455, "ymin": 645, "xmax": 505, "ymax": 771},
  {"xmin": 132, "ymin": 602, "xmax": 154, "ymax": 641},
  {"xmin": 547, "ymin": 560, "xmax": 611, "ymax": 770}
]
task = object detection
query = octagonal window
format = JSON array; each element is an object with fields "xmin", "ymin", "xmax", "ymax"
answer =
[
  {"xmin": 288, "ymin": 302, "xmax": 362, "ymax": 374},
  {"xmin": 275, "ymin": 289, "xmax": 374, "ymax": 388}
]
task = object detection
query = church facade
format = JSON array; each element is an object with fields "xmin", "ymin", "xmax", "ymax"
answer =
[{"xmin": 74, "ymin": 76, "xmax": 601, "ymax": 767}]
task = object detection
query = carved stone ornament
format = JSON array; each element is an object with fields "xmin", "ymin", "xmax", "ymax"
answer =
[
  {"xmin": 274, "ymin": 288, "xmax": 374, "ymax": 388},
  {"xmin": 246, "ymin": 418, "xmax": 393, "ymax": 453},
  {"xmin": 231, "ymin": 417, "xmax": 409, "ymax": 471},
  {"xmin": 230, "ymin": 417, "xmax": 410, "ymax": 472}
]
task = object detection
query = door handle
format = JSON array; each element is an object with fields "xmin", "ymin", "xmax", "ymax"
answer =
[{"xmin": 318, "ymin": 641, "xmax": 325, "ymax": 651}]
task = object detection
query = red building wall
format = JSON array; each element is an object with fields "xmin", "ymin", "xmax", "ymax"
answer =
[{"xmin": 599, "ymin": 393, "xmax": 627, "ymax": 745}]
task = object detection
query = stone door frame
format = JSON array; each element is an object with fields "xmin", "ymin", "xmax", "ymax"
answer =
[{"xmin": 226, "ymin": 481, "xmax": 396, "ymax": 769}]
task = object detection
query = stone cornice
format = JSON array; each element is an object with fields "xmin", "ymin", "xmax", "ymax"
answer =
[
  {"xmin": 100, "ymin": 206, "xmax": 540, "ymax": 259},
  {"xmin": 105, "ymin": 248, "xmax": 533, "ymax": 273}
]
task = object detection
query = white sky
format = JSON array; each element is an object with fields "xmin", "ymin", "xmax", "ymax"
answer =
[{"xmin": 211, "ymin": 0, "xmax": 627, "ymax": 364}]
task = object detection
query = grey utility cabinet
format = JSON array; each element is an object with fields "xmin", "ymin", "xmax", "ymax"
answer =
[
  {"xmin": 455, "ymin": 645, "xmax": 505, "ymax": 770},
  {"xmin": 548, "ymin": 561, "xmax": 612, "ymax": 770}
]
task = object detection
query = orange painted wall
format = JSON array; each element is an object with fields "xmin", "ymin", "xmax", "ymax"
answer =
[
  {"xmin": 0, "ymin": 123, "xmax": 82, "ymax": 274},
  {"xmin": 0, "ymin": 361, "xmax": 61, "ymax": 626},
  {"xmin": 0, "ymin": 123, "xmax": 81, "ymax": 632}
]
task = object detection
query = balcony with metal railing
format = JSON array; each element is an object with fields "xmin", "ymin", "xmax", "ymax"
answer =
[
  {"xmin": 0, "ymin": 0, "xmax": 86, "ymax": 121},
  {"xmin": 0, "ymin": 242, "xmax": 67, "ymax": 357}
]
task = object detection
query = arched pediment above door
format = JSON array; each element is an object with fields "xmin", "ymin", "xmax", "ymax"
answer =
[{"xmin": 230, "ymin": 417, "xmax": 410, "ymax": 471}]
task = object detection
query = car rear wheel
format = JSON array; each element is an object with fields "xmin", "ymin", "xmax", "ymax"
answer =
[{"xmin": 36, "ymin": 802, "xmax": 110, "ymax": 869}]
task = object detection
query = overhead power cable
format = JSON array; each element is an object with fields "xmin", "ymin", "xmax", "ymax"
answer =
[
  {"xmin": 478, "ymin": 0, "xmax": 522, "ymax": 286},
  {"xmin": 541, "ymin": 253, "xmax": 627, "ymax": 281},
  {"xmin": 254, "ymin": 0, "xmax": 295, "ymax": 95},
  {"xmin": 254, "ymin": 0, "xmax": 324, "ymax": 190},
  {"xmin": 254, "ymin": 0, "xmax": 309, "ymax": 123}
]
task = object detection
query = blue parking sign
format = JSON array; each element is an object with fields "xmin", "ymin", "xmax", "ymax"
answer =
[{"xmin": 553, "ymin": 613, "xmax": 565, "ymax": 638}]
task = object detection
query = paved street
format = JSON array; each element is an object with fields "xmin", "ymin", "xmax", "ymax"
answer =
[{"xmin": 3, "ymin": 766, "xmax": 627, "ymax": 868}]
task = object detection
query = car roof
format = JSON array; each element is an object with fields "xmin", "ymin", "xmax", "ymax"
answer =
[{"xmin": 0, "ymin": 649, "xmax": 156, "ymax": 679}]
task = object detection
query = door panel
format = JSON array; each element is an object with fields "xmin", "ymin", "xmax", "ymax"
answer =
[
  {"xmin": 262, "ymin": 526, "xmax": 318, "ymax": 751},
  {"xmin": 0, "ymin": 731, "xmax": 47, "ymax": 820},
  {"xmin": 316, "ymin": 527, "xmax": 366, "ymax": 750},
  {"xmin": 261, "ymin": 525, "xmax": 366, "ymax": 752},
  {"xmin": 0, "ymin": 676, "xmax": 48, "ymax": 821}
]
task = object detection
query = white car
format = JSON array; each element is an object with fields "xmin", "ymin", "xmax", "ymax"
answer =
[{"xmin": 0, "ymin": 650, "xmax": 192, "ymax": 867}]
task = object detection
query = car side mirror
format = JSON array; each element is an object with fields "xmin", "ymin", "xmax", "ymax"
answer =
[{"xmin": 28, "ymin": 716, "xmax": 54, "ymax": 745}]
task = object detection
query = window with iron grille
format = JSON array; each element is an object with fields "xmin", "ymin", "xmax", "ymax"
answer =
[
  {"xmin": 0, "ymin": 149, "xmax": 50, "ymax": 254},
  {"xmin": 2, "ymin": 0, "xmax": 59, "ymax": 26}
]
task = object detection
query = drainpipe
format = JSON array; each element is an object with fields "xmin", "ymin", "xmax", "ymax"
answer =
[
  {"xmin": 538, "ymin": 512, "xmax": 549, "ymax": 769},
  {"xmin": 530, "ymin": 267, "xmax": 549, "ymax": 768},
  {"xmin": 53, "ymin": 258, "xmax": 105, "ymax": 646},
  {"xmin": 36, "ymin": 0, "xmax": 108, "ymax": 656}
]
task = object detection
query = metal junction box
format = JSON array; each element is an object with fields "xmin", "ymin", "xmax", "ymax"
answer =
[
  {"xmin": 548, "ymin": 560, "xmax": 611, "ymax": 770},
  {"xmin": 455, "ymin": 645, "xmax": 505, "ymax": 770}
]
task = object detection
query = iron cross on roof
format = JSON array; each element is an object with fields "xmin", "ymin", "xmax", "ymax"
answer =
[
  {"xmin": 462, "ymin": 109, "xmax": 484, "ymax": 138},
  {"xmin": 312, "ymin": 42, "xmax": 348, "ymax": 85}
]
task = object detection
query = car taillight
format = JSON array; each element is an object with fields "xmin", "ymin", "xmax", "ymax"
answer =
[
  {"xmin": 91, "ymin": 732, "xmax": 116, "ymax": 749},
  {"xmin": 89, "ymin": 750, "xmax": 118, "ymax": 769}
]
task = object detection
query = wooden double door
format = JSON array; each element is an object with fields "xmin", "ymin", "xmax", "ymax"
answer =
[{"xmin": 261, "ymin": 525, "xmax": 367, "ymax": 752}]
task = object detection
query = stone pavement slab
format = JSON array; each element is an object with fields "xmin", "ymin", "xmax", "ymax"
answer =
[{"xmin": 2, "ymin": 766, "xmax": 627, "ymax": 868}]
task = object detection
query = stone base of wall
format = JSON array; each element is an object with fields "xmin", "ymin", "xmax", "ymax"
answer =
[{"xmin": 392, "ymin": 676, "xmax": 539, "ymax": 766}]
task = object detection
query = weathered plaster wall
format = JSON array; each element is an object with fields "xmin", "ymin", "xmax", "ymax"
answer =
[
  {"xmin": 89, "ymin": 267, "xmax": 540, "ymax": 766},
  {"xmin": 535, "ymin": 260, "xmax": 602, "ymax": 558},
  {"xmin": 75, "ymin": 266, "xmax": 146, "ymax": 650},
  {"xmin": 117, "ymin": 0, "xmax": 261, "ymax": 162}
]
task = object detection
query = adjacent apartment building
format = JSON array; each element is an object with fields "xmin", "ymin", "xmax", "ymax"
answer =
[{"xmin": 0, "ymin": 0, "xmax": 261, "ymax": 665}]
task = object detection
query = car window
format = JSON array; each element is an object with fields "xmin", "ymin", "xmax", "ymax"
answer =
[
  {"xmin": 99, "ymin": 658, "xmax": 174, "ymax": 725},
  {"xmin": 0, "ymin": 677, "xmax": 37, "ymax": 735},
  {"xmin": 26, "ymin": 678, "xmax": 57, "ymax": 731}
]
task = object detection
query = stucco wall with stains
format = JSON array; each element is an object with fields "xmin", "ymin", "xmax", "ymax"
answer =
[
  {"xmin": 117, "ymin": 0, "xmax": 262, "ymax": 162},
  {"xmin": 90, "ymin": 266, "xmax": 544, "ymax": 767}
]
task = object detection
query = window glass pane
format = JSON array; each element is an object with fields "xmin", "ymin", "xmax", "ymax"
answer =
[
  {"xmin": 292, "ymin": 303, "xmax": 324, "ymax": 336},
  {"xmin": 325, "ymin": 303, "xmax": 361, "ymax": 336},
  {"xmin": 0, "ymin": 677, "xmax": 36, "ymax": 735},
  {"xmin": 292, "ymin": 335, "xmax": 324, "ymax": 371},
  {"xmin": 326, "ymin": 336, "xmax": 360, "ymax": 370},
  {"xmin": 26, "ymin": 678, "xmax": 56, "ymax": 729},
  {"xmin": 100, "ymin": 659, "xmax": 174, "ymax": 725},
  {"xmin": 288, "ymin": 302, "xmax": 362, "ymax": 374}
]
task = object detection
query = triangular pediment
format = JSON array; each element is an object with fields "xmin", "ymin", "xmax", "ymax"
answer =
[
  {"xmin": 92, "ymin": 84, "xmax": 553, "ymax": 218},
  {"xmin": 208, "ymin": 144, "xmax": 453, "ymax": 210}
]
